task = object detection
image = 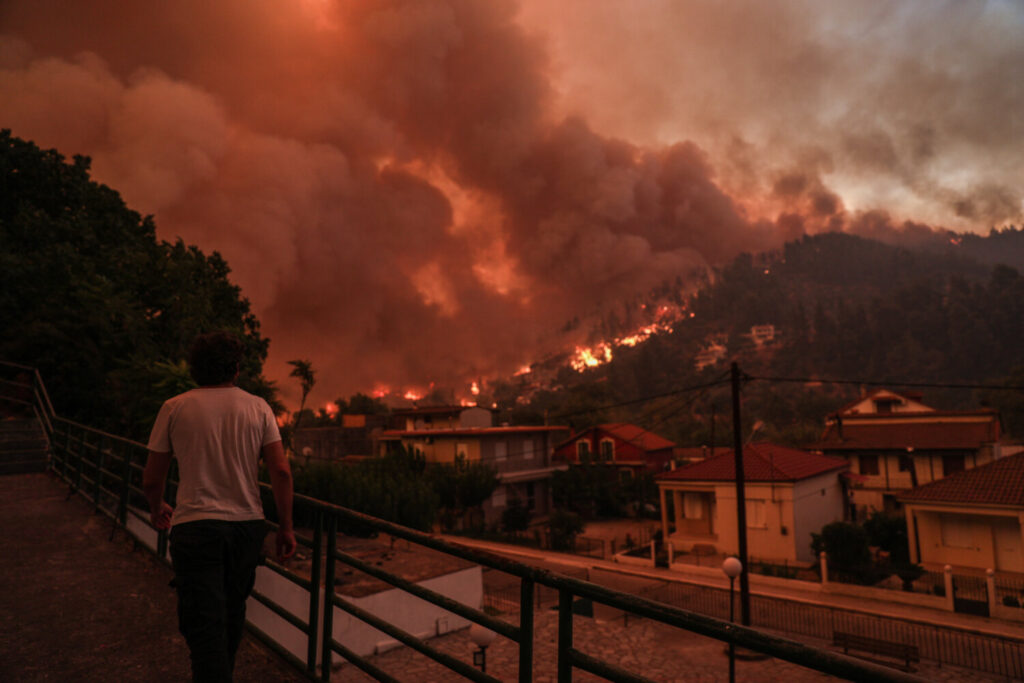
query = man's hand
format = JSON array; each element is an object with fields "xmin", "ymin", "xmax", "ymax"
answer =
[
  {"xmin": 150, "ymin": 501, "xmax": 174, "ymax": 530},
  {"xmin": 276, "ymin": 529, "xmax": 297, "ymax": 562}
]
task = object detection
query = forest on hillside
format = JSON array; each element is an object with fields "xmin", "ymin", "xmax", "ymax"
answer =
[{"xmin": 490, "ymin": 231, "xmax": 1024, "ymax": 446}]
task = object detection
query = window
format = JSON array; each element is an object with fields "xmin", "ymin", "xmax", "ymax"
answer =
[
  {"xmin": 456, "ymin": 442, "xmax": 469, "ymax": 460},
  {"xmin": 525, "ymin": 437, "xmax": 535, "ymax": 460},
  {"xmin": 600, "ymin": 439, "xmax": 614, "ymax": 462},
  {"xmin": 897, "ymin": 455, "xmax": 913, "ymax": 473},
  {"xmin": 745, "ymin": 499, "xmax": 767, "ymax": 528},
  {"xmin": 859, "ymin": 454, "xmax": 880, "ymax": 476},
  {"xmin": 874, "ymin": 399, "xmax": 898, "ymax": 413},
  {"xmin": 683, "ymin": 493, "xmax": 704, "ymax": 519},
  {"xmin": 942, "ymin": 454, "xmax": 965, "ymax": 477},
  {"xmin": 526, "ymin": 482, "xmax": 535, "ymax": 510},
  {"xmin": 576, "ymin": 440, "xmax": 590, "ymax": 461},
  {"xmin": 494, "ymin": 441, "xmax": 507, "ymax": 462}
]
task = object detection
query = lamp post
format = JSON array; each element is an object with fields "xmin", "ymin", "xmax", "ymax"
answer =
[
  {"xmin": 470, "ymin": 623, "xmax": 496, "ymax": 674},
  {"xmin": 722, "ymin": 556, "xmax": 743, "ymax": 683}
]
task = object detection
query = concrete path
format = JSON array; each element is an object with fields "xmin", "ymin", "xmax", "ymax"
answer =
[{"xmin": 0, "ymin": 472, "xmax": 307, "ymax": 682}]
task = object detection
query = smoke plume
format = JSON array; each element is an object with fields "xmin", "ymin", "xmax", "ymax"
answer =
[{"xmin": 1, "ymin": 0, "xmax": 1019, "ymax": 405}]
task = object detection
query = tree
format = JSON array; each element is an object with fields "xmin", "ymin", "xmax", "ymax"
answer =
[
  {"xmin": 0, "ymin": 131, "xmax": 276, "ymax": 437},
  {"xmin": 548, "ymin": 509, "xmax": 584, "ymax": 551},
  {"xmin": 811, "ymin": 521, "xmax": 874, "ymax": 584},
  {"xmin": 288, "ymin": 359, "xmax": 316, "ymax": 432},
  {"xmin": 502, "ymin": 497, "xmax": 532, "ymax": 533},
  {"xmin": 427, "ymin": 454, "xmax": 499, "ymax": 530}
]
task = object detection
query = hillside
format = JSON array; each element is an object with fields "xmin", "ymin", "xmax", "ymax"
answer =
[{"xmin": 494, "ymin": 232, "xmax": 1024, "ymax": 445}]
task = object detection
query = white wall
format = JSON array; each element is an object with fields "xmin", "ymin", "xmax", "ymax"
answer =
[
  {"xmin": 246, "ymin": 564, "xmax": 483, "ymax": 669},
  {"xmin": 791, "ymin": 472, "xmax": 846, "ymax": 563}
]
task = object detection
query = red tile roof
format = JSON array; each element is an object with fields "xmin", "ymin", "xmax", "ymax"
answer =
[
  {"xmin": 598, "ymin": 423, "xmax": 676, "ymax": 451},
  {"xmin": 899, "ymin": 453, "xmax": 1024, "ymax": 507},
  {"xmin": 656, "ymin": 443, "xmax": 848, "ymax": 482},
  {"xmin": 382, "ymin": 425, "xmax": 569, "ymax": 438},
  {"xmin": 815, "ymin": 413, "xmax": 1000, "ymax": 451},
  {"xmin": 555, "ymin": 423, "xmax": 676, "ymax": 452}
]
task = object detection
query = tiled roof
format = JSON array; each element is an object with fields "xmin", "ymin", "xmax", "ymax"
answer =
[
  {"xmin": 816, "ymin": 414, "xmax": 1000, "ymax": 451},
  {"xmin": 899, "ymin": 453, "xmax": 1024, "ymax": 507},
  {"xmin": 599, "ymin": 423, "xmax": 676, "ymax": 451},
  {"xmin": 382, "ymin": 425, "xmax": 569, "ymax": 438},
  {"xmin": 555, "ymin": 423, "xmax": 675, "ymax": 452},
  {"xmin": 656, "ymin": 443, "xmax": 848, "ymax": 482}
]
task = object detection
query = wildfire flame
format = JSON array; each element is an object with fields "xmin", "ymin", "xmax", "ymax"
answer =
[
  {"xmin": 324, "ymin": 402, "xmax": 339, "ymax": 417},
  {"xmin": 470, "ymin": 381, "xmax": 480, "ymax": 395},
  {"xmin": 404, "ymin": 389, "xmax": 423, "ymax": 401}
]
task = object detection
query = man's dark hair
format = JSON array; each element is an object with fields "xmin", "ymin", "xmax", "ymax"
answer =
[{"xmin": 189, "ymin": 332, "xmax": 243, "ymax": 386}]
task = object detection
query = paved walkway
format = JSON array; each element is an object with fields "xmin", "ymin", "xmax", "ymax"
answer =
[{"xmin": 0, "ymin": 473, "xmax": 306, "ymax": 682}]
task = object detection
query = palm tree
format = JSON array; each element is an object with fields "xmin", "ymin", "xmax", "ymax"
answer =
[{"xmin": 287, "ymin": 359, "xmax": 316, "ymax": 433}]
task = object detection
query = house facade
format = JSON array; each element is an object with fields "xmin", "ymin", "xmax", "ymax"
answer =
[
  {"xmin": 554, "ymin": 423, "xmax": 675, "ymax": 475},
  {"xmin": 899, "ymin": 453, "xmax": 1024, "ymax": 573},
  {"xmin": 815, "ymin": 389, "xmax": 1003, "ymax": 518},
  {"xmin": 389, "ymin": 405, "xmax": 495, "ymax": 431},
  {"xmin": 379, "ymin": 425, "xmax": 570, "ymax": 524},
  {"xmin": 655, "ymin": 444, "xmax": 848, "ymax": 564}
]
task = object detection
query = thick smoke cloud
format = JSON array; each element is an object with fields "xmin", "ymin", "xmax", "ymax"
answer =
[
  {"xmin": 519, "ymin": 0, "xmax": 1023, "ymax": 231},
  {"xmin": 1, "ymin": 0, "xmax": 1018, "ymax": 405}
]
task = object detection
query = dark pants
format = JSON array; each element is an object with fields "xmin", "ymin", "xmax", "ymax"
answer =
[{"xmin": 169, "ymin": 519, "xmax": 265, "ymax": 683}]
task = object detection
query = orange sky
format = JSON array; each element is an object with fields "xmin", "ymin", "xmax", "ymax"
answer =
[{"xmin": 1, "ymin": 0, "xmax": 1020, "ymax": 407}]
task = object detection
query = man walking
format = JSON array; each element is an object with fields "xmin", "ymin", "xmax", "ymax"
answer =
[{"xmin": 143, "ymin": 331, "xmax": 296, "ymax": 682}]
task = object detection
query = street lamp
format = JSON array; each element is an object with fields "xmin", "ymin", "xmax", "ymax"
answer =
[
  {"xmin": 470, "ymin": 623, "xmax": 496, "ymax": 673},
  {"xmin": 722, "ymin": 557, "xmax": 743, "ymax": 683}
]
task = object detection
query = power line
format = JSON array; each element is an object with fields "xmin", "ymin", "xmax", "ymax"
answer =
[
  {"xmin": 549, "ymin": 372, "xmax": 732, "ymax": 422},
  {"xmin": 745, "ymin": 374, "xmax": 1024, "ymax": 392}
]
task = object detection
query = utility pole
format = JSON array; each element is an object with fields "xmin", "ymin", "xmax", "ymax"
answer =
[{"xmin": 730, "ymin": 362, "xmax": 751, "ymax": 626}]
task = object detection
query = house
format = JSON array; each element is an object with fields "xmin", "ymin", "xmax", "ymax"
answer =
[
  {"xmin": 655, "ymin": 444, "xmax": 848, "ymax": 564},
  {"xmin": 390, "ymin": 405, "xmax": 495, "ymax": 431},
  {"xmin": 293, "ymin": 413, "xmax": 390, "ymax": 461},
  {"xmin": 899, "ymin": 453, "xmax": 1024, "ymax": 573},
  {"xmin": 378, "ymin": 425, "xmax": 570, "ymax": 524},
  {"xmin": 814, "ymin": 389, "xmax": 1003, "ymax": 519},
  {"xmin": 553, "ymin": 423, "xmax": 676, "ymax": 475}
]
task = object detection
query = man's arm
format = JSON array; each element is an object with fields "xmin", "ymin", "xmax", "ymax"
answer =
[
  {"xmin": 262, "ymin": 440, "xmax": 296, "ymax": 561},
  {"xmin": 142, "ymin": 450, "xmax": 174, "ymax": 530}
]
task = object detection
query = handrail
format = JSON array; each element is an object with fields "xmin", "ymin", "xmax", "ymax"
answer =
[{"xmin": 9, "ymin": 361, "xmax": 928, "ymax": 682}]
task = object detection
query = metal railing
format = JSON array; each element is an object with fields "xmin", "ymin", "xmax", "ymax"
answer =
[{"xmin": 1, "ymin": 361, "xmax": 925, "ymax": 682}]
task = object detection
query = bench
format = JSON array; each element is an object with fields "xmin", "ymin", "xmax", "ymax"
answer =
[{"xmin": 833, "ymin": 631, "xmax": 920, "ymax": 672}]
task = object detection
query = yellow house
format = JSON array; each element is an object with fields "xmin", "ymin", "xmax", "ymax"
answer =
[
  {"xmin": 815, "ymin": 389, "xmax": 1003, "ymax": 518},
  {"xmin": 900, "ymin": 453, "xmax": 1024, "ymax": 573},
  {"xmin": 378, "ymin": 425, "xmax": 570, "ymax": 524},
  {"xmin": 656, "ymin": 444, "xmax": 848, "ymax": 564}
]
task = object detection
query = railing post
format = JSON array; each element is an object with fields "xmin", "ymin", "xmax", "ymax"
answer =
[
  {"xmin": 112, "ymin": 443, "xmax": 133, "ymax": 540},
  {"xmin": 519, "ymin": 578, "xmax": 534, "ymax": 683},
  {"xmin": 61, "ymin": 421, "xmax": 71, "ymax": 480},
  {"xmin": 321, "ymin": 514, "xmax": 337, "ymax": 681},
  {"xmin": 94, "ymin": 435, "xmax": 107, "ymax": 511},
  {"xmin": 557, "ymin": 589, "xmax": 573, "ymax": 683},
  {"xmin": 308, "ymin": 510, "xmax": 324, "ymax": 676},
  {"xmin": 73, "ymin": 427, "xmax": 86, "ymax": 493}
]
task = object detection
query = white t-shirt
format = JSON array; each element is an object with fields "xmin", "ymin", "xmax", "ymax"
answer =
[{"xmin": 147, "ymin": 386, "xmax": 281, "ymax": 526}]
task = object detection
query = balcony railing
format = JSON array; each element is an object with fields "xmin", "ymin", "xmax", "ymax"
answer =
[{"xmin": 0, "ymin": 360, "xmax": 923, "ymax": 682}]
